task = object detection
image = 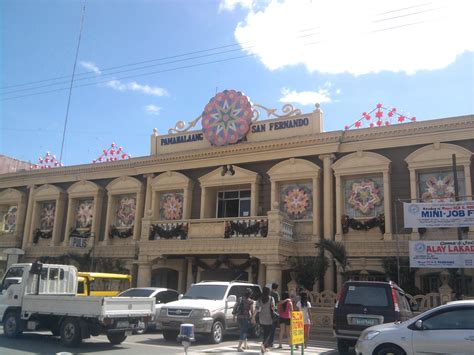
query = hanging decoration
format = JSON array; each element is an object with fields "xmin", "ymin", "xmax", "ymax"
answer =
[
  {"xmin": 93, "ymin": 142, "xmax": 131, "ymax": 163},
  {"xmin": 344, "ymin": 103, "xmax": 416, "ymax": 130},
  {"xmin": 348, "ymin": 180, "xmax": 382, "ymax": 214},
  {"xmin": 159, "ymin": 193, "xmax": 184, "ymax": 220},
  {"xmin": 33, "ymin": 228, "xmax": 52, "ymax": 244},
  {"xmin": 420, "ymin": 174, "xmax": 455, "ymax": 202},
  {"xmin": 115, "ymin": 195, "xmax": 136, "ymax": 228},
  {"xmin": 281, "ymin": 183, "xmax": 313, "ymax": 220},
  {"xmin": 3, "ymin": 206, "xmax": 18, "ymax": 233},
  {"xmin": 191, "ymin": 256, "xmax": 259, "ymax": 284},
  {"xmin": 109, "ymin": 225, "xmax": 133, "ymax": 239},
  {"xmin": 149, "ymin": 223, "xmax": 188, "ymax": 240},
  {"xmin": 75, "ymin": 199, "xmax": 94, "ymax": 229},
  {"xmin": 31, "ymin": 152, "xmax": 64, "ymax": 169},
  {"xmin": 224, "ymin": 220, "xmax": 268, "ymax": 238},
  {"xmin": 341, "ymin": 214, "xmax": 385, "ymax": 234},
  {"xmin": 201, "ymin": 89, "xmax": 254, "ymax": 146},
  {"xmin": 39, "ymin": 202, "xmax": 55, "ymax": 231}
]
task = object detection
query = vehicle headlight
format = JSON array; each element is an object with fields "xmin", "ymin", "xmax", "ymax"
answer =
[
  {"xmin": 192, "ymin": 309, "xmax": 210, "ymax": 318},
  {"xmin": 160, "ymin": 308, "xmax": 167, "ymax": 316},
  {"xmin": 360, "ymin": 330, "xmax": 380, "ymax": 341}
]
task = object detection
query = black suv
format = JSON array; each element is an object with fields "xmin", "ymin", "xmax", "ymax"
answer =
[{"xmin": 333, "ymin": 281, "xmax": 413, "ymax": 354}]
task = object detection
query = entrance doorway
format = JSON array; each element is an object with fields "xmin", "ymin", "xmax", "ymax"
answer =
[
  {"xmin": 200, "ymin": 268, "xmax": 248, "ymax": 282},
  {"xmin": 151, "ymin": 268, "xmax": 179, "ymax": 290}
]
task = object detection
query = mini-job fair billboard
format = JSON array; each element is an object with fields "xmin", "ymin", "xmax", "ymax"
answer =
[
  {"xmin": 403, "ymin": 201, "xmax": 474, "ymax": 228},
  {"xmin": 409, "ymin": 240, "xmax": 474, "ymax": 268}
]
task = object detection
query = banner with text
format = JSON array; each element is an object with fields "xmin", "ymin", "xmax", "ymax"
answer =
[
  {"xmin": 409, "ymin": 240, "xmax": 474, "ymax": 268},
  {"xmin": 403, "ymin": 201, "xmax": 474, "ymax": 228}
]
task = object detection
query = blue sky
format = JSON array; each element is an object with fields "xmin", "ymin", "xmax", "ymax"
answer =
[{"xmin": 1, "ymin": 0, "xmax": 473, "ymax": 166}]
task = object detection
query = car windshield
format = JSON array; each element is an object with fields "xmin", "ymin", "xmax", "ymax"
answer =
[
  {"xmin": 119, "ymin": 289, "xmax": 154, "ymax": 297},
  {"xmin": 182, "ymin": 284, "xmax": 227, "ymax": 300},
  {"xmin": 343, "ymin": 285, "xmax": 389, "ymax": 307}
]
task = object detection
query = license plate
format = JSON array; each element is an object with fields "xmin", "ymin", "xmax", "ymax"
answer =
[
  {"xmin": 354, "ymin": 318, "xmax": 378, "ymax": 326},
  {"xmin": 117, "ymin": 320, "xmax": 129, "ymax": 328}
]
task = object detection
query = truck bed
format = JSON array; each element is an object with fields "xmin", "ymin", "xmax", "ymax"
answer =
[{"xmin": 21, "ymin": 294, "xmax": 154, "ymax": 319}]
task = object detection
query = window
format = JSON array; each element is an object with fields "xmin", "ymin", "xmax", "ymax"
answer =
[
  {"xmin": 156, "ymin": 290, "xmax": 179, "ymax": 304},
  {"xmin": 217, "ymin": 190, "xmax": 251, "ymax": 218},
  {"xmin": 343, "ymin": 285, "xmax": 389, "ymax": 307},
  {"xmin": 423, "ymin": 308, "xmax": 474, "ymax": 330}
]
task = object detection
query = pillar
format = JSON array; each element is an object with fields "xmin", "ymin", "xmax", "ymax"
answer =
[
  {"xmin": 265, "ymin": 263, "xmax": 282, "ymax": 291},
  {"xmin": 408, "ymin": 168, "xmax": 420, "ymax": 240},
  {"xmin": 91, "ymin": 192, "xmax": 104, "ymax": 246},
  {"xmin": 102, "ymin": 194, "xmax": 115, "ymax": 246},
  {"xmin": 312, "ymin": 177, "xmax": 320, "ymax": 238},
  {"xmin": 320, "ymin": 154, "xmax": 335, "ymax": 292},
  {"xmin": 464, "ymin": 164, "xmax": 474, "ymax": 236},
  {"xmin": 335, "ymin": 174, "xmax": 342, "ymax": 240},
  {"xmin": 137, "ymin": 261, "xmax": 152, "ymax": 287},
  {"xmin": 200, "ymin": 187, "xmax": 207, "ymax": 218},
  {"xmin": 63, "ymin": 197, "xmax": 76, "ymax": 246},
  {"xmin": 251, "ymin": 182, "xmax": 258, "ymax": 216},
  {"xmin": 270, "ymin": 181, "xmax": 277, "ymax": 209},
  {"xmin": 133, "ymin": 188, "xmax": 145, "ymax": 241},
  {"xmin": 52, "ymin": 193, "xmax": 67, "ymax": 246},
  {"xmin": 143, "ymin": 174, "xmax": 154, "ymax": 218},
  {"xmin": 22, "ymin": 185, "xmax": 36, "ymax": 248},
  {"xmin": 382, "ymin": 169, "xmax": 392, "ymax": 240}
]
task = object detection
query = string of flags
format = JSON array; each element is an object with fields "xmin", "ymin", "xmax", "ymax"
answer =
[{"xmin": 344, "ymin": 103, "xmax": 416, "ymax": 130}]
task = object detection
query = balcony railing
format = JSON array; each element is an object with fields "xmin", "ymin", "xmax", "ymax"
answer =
[
  {"xmin": 281, "ymin": 219, "xmax": 294, "ymax": 240},
  {"xmin": 224, "ymin": 218, "xmax": 268, "ymax": 238},
  {"xmin": 149, "ymin": 222, "xmax": 189, "ymax": 240}
]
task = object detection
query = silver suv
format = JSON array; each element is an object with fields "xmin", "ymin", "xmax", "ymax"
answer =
[{"xmin": 157, "ymin": 281, "xmax": 261, "ymax": 343}]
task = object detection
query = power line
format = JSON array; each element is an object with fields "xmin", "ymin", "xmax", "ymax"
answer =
[{"xmin": 59, "ymin": 0, "xmax": 86, "ymax": 163}]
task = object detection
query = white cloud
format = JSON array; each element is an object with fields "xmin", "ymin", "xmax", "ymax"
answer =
[
  {"xmin": 220, "ymin": 0, "xmax": 254, "ymax": 11},
  {"xmin": 105, "ymin": 80, "xmax": 168, "ymax": 97},
  {"xmin": 280, "ymin": 87, "xmax": 332, "ymax": 106},
  {"xmin": 144, "ymin": 104, "xmax": 161, "ymax": 115},
  {"xmin": 234, "ymin": 0, "xmax": 474, "ymax": 75},
  {"xmin": 80, "ymin": 61, "xmax": 101, "ymax": 74}
]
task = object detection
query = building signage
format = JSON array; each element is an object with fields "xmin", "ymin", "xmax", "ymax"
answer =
[
  {"xmin": 251, "ymin": 117, "xmax": 309, "ymax": 133},
  {"xmin": 409, "ymin": 240, "xmax": 474, "ymax": 268},
  {"xmin": 160, "ymin": 133, "xmax": 204, "ymax": 146},
  {"xmin": 70, "ymin": 237, "xmax": 87, "ymax": 248},
  {"xmin": 403, "ymin": 201, "xmax": 474, "ymax": 228},
  {"xmin": 290, "ymin": 311, "xmax": 304, "ymax": 345}
]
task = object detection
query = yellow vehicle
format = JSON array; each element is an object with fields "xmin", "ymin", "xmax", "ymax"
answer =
[{"xmin": 76, "ymin": 272, "xmax": 132, "ymax": 297}]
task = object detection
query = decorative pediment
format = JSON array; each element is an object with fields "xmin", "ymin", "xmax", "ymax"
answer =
[
  {"xmin": 0, "ymin": 188, "xmax": 25, "ymax": 204},
  {"xmin": 332, "ymin": 151, "xmax": 391, "ymax": 176},
  {"xmin": 34, "ymin": 184, "xmax": 66, "ymax": 200},
  {"xmin": 267, "ymin": 158, "xmax": 320, "ymax": 181},
  {"xmin": 405, "ymin": 143, "xmax": 472, "ymax": 169},
  {"xmin": 199, "ymin": 165, "xmax": 260, "ymax": 187},
  {"xmin": 151, "ymin": 171, "xmax": 193, "ymax": 191},
  {"xmin": 106, "ymin": 176, "xmax": 143, "ymax": 194},
  {"xmin": 67, "ymin": 180, "xmax": 103, "ymax": 198}
]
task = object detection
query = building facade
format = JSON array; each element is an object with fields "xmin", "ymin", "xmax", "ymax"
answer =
[{"xmin": 0, "ymin": 91, "xmax": 473, "ymax": 295}]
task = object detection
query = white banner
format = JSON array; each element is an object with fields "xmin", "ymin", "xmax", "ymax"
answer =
[
  {"xmin": 403, "ymin": 201, "xmax": 474, "ymax": 228},
  {"xmin": 409, "ymin": 240, "xmax": 474, "ymax": 268}
]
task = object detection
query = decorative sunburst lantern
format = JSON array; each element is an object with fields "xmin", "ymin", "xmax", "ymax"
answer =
[
  {"xmin": 344, "ymin": 103, "xmax": 416, "ymax": 130},
  {"xmin": 282, "ymin": 187, "xmax": 311, "ymax": 219},
  {"xmin": 93, "ymin": 142, "xmax": 131, "ymax": 163},
  {"xmin": 39, "ymin": 202, "xmax": 56, "ymax": 230},
  {"xmin": 31, "ymin": 152, "xmax": 63, "ymax": 169},
  {"xmin": 116, "ymin": 196, "xmax": 136, "ymax": 227},
  {"xmin": 75, "ymin": 200, "xmax": 94, "ymax": 229},
  {"xmin": 421, "ymin": 176, "xmax": 455, "ymax": 202},
  {"xmin": 201, "ymin": 90, "xmax": 254, "ymax": 146},
  {"xmin": 348, "ymin": 180, "xmax": 382, "ymax": 214},
  {"xmin": 161, "ymin": 194, "xmax": 183, "ymax": 220}
]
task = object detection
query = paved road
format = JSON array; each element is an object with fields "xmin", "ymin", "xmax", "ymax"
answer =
[{"xmin": 0, "ymin": 327, "xmax": 338, "ymax": 355}]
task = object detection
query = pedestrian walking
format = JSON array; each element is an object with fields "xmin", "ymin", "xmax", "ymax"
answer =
[
  {"xmin": 268, "ymin": 282, "xmax": 280, "ymax": 347},
  {"xmin": 254, "ymin": 286, "xmax": 276, "ymax": 353},
  {"xmin": 296, "ymin": 292, "xmax": 312, "ymax": 349},
  {"xmin": 233, "ymin": 288, "xmax": 255, "ymax": 352},
  {"xmin": 277, "ymin": 291, "xmax": 293, "ymax": 349}
]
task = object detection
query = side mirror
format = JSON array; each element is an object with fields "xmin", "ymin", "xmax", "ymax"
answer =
[
  {"xmin": 178, "ymin": 294, "xmax": 184, "ymax": 300},
  {"xmin": 227, "ymin": 295, "xmax": 237, "ymax": 303},
  {"xmin": 415, "ymin": 319, "xmax": 423, "ymax": 330}
]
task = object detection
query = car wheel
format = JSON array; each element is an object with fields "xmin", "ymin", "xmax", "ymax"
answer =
[
  {"xmin": 134, "ymin": 320, "xmax": 147, "ymax": 334},
  {"xmin": 60, "ymin": 317, "xmax": 82, "ymax": 347},
  {"xmin": 107, "ymin": 331, "xmax": 127, "ymax": 345},
  {"xmin": 162, "ymin": 330, "xmax": 179, "ymax": 341},
  {"xmin": 337, "ymin": 339, "xmax": 350, "ymax": 355},
  {"xmin": 375, "ymin": 345, "xmax": 406, "ymax": 355},
  {"xmin": 209, "ymin": 320, "xmax": 224, "ymax": 344},
  {"xmin": 3, "ymin": 311, "xmax": 22, "ymax": 338}
]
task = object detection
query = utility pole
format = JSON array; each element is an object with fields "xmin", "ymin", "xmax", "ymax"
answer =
[{"xmin": 452, "ymin": 154, "xmax": 465, "ymax": 297}]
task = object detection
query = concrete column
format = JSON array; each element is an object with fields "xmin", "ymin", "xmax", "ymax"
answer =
[
  {"xmin": 63, "ymin": 197, "xmax": 76, "ymax": 246},
  {"xmin": 320, "ymin": 154, "xmax": 335, "ymax": 292},
  {"xmin": 258, "ymin": 261, "xmax": 266, "ymax": 286},
  {"xmin": 251, "ymin": 183, "xmax": 257, "ymax": 216},
  {"xmin": 186, "ymin": 257, "xmax": 194, "ymax": 290},
  {"xmin": 91, "ymin": 192, "xmax": 104, "ymax": 245},
  {"xmin": 137, "ymin": 262, "xmax": 152, "ymax": 287},
  {"xmin": 464, "ymin": 164, "xmax": 474, "ymax": 236},
  {"xmin": 103, "ymin": 194, "xmax": 114, "ymax": 246},
  {"xmin": 200, "ymin": 187, "xmax": 207, "ymax": 218},
  {"xmin": 270, "ymin": 181, "xmax": 277, "ymax": 209},
  {"xmin": 133, "ymin": 189, "xmax": 145, "ymax": 241},
  {"xmin": 52, "ymin": 194, "xmax": 67, "ymax": 246},
  {"xmin": 265, "ymin": 263, "xmax": 282, "ymax": 291},
  {"xmin": 408, "ymin": 168, "xmax": 420, "ymax": 240},
  {"xmin": 382, "ymin": 170, "xmax": 392, "ymax": 240},
  {"xmin": 22, "ymin": 185, "xmax": 36, "ymax": 248},
  {"xmin": 312, "ymin": 177, "xmax": 320, "ymax": 238},
  {"xmin": 143, "ymin": 174, "xmax": 154, "ymax": 218},
  {"xmin": 335, "ymin": 174, "xmax": 342, "ymax": 240}
]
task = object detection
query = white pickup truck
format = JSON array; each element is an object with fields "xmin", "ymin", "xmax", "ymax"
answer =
[
  {"xmin": 157, "ymin": 281, "xmax": 262, "ymax": 343},
  {"xmin": 0, "ymin": 262, "xmax": 155, "ymax": 347}
]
